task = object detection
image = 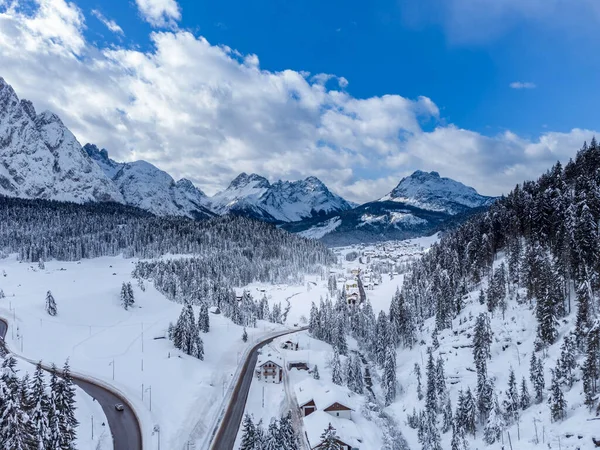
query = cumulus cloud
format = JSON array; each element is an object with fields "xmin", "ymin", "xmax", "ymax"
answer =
[
  {"xmin": 135, "ymin": 0, "xmax": 181, "ymax": 27},
  {"xmin": 510, "ymin": 81, "xmax": 536, "ymax": 89},
  {"xmin": 0, "ymin": 0, "xmax": 595, "ymax": 204},
  {"xmin": 91, "ymin": 9, "xmax": 123, "ymax": 35}
]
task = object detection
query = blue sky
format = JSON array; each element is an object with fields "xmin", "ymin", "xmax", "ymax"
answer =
[
  {"xmin": 0, "ymin": 0, "xmax": 598, "ymax": 202},
  {"xmin": 80, "ymin": 0, "xmax": 600, "ymax": 136}
]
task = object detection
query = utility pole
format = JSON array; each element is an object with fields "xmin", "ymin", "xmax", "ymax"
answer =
[
  {"xmin": 109, "ymin": 359, "xmax": 115, "ymax": 380},
  {"xmin": 145, "ymin": 385, "xmax": 152, "ymax": 411},
  {"xmin": 141, "ymin": 322, "xmax": 144, "ymax": 353},
  {"xmin": 91, "ymin": 416, "xmax": 94, "ymax": 440}
]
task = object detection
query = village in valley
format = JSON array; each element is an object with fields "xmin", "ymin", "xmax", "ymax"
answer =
[{"xmin": 234, "ymin": 235, "xmax": 435, "ymax": 449}]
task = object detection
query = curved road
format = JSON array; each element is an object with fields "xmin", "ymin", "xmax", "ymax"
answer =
[
  {"xmin": 210, "ymin": 326, "xmax": 308, "ymax": 450},
  {"xmin": 0, "ymin": 319, "xmax": 142, "ymax": 450}
]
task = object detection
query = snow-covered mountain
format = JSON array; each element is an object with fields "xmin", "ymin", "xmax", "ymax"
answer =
[
  {"xmin": 380, "ymin": 170, "xmax": 494, "ymax": 214},
  {"xmin": 0, "ymin": 77, "xmax": 123, "ymax": 203},
  {"xmin": 84, "ymin": 144, "xmax": 214, "ymax": 220},
  {"xmin": 210, "ymin": 173, "xmax": 355, "ymax": 222},
  {"xmin": 283, "ymin": 171, "xmax": 495, "ymax": 244}
]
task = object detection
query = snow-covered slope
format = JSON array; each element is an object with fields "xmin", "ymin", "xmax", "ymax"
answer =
[
  {"xmin": 210, "ymin": 173, "xmax": 354, "ymax": 222},
  {"xmin": 380, "ymin": 170, "xmax": 494, "ymax": 214},
  {"xmin": 0, "ymin": 77, "xmax": 123, "ymax": 203},
  {"xmin": 84, "ymin": 144, "xmax": 214, "ymax": 219}
]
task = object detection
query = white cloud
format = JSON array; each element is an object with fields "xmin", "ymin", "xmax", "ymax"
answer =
[
  {"xmin": 0, "ymin": 0, "xmax": 595, "ymax": 204},
  {"xmin": 134, "ymin": 0, "xmax": 181, "ymax": 27},
  {"xmin": 91, "ymin": 9, "xmax": 123, "ymax": 35},
  {"xmin": 510, "ymin": 81, "xmax": 536, "ymax": 89}
]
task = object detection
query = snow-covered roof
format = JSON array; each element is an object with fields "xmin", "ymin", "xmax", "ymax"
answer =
[
  {"xmin": 257, "ymin": 352, "xmax": 283, "ymax": 368},
  {"xmin": 294, "ymin": 378, "xmax": 353, "ymax": 410},
  {"xmin": 303, "ymin": 410, "xmax": 362, "ymax": 449}
]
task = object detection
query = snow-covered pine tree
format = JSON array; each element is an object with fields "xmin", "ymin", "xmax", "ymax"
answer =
[
  {"xmin": 331, "ymin": 348, "xmax": 343, "ymax": 386},
  {"xmin": 334, "ymin": 314, "xmax": 348, "ymax": 356},
  {"xmin": 582, "ymin": 321, "xmax": 599, "ymax": 408},
  {"xmin": 46, "ymin": 365, "xmax": 61, "ymax": 449},
  {"xmin": 503, "ymin": 367, "xmax": 519, "ymax": 424},
  {"xmin": 0, "ymin": 289, "xmax": 4, "ymax": 299},
  {"xmin": 483, "ymin": 394, "xmax": 505, "ymax": 444},
  {"xmin": 383, "ymin": 344, "xmax": 397, "ymax": 406},
  {"xmin": 441, "ymin": 394, "xmax": 452, "ymax": 434},
  {"xmin": 425, "ymin": 347, "xmax": 437, "ymax": 414},
  {"xmin": 57, "ymin": 360, "xmax": 78, "ymax": 449},
  {"xmin": 278, "ymin": 411, "xmax": 298, "ymax": 450},
  {"xmin": 242, "ymin": 327, "xmax": 248, "ymax": 342},
  {"xmin": 575, "ymin": 282, "xmax": 592, "ymax": 350},
  {"xmin": 473, "ymin": 312, "xmax": 492, "ymax": 423},
  {"xmin": 548, "ymin": 369, "xmax": 567, "ymax": 422},
  {"xmin": 312, "ymin": 365, "xmax": 320, "ymax": 380},
  {"xmin": 414, "ymin": 363, "xmax": 423, "ymax": 401},
  {"xmin": 463, "ymin": 387, "xmax": 477, "ymax": 438},
  {"xmin": 126, "ymin": 282, "xmax": 135, "ymax": 308},
  {"xmin": 520, "ymin": 376, "xmax": 531, "ymax": 410},
  {"xmin": 45, "ymin": 291, "xmax": 57, "ymax": 316},
  {"xmin": 198, "ymin": 302, "xmax": 210, "ymax": 333},
  {"xmin": 319, "ymin": 423, "xmax": 341, "ymax": 450},
  {"xmin": 435, "ymin": 355, "xmax": 446, "ymax": 397},
  {"xmin": 530, "ymin": 353, "xmax": 545, "ymax": 403},
  {"xmin": 556, "ymin": 334, "xmax": 577, "ymax": 388},
  {"xmin": 38, "ymin": 259, "xmax": 44, "ymax": 270},
  {"xmin": 349, "ymin": 354, "xmax": 363, "ymax": 394},
  {"xmin": 192, "ymin": 334, "xmax": 204, "ymax": 360},
  {"xmin": 0, "ymin": 388, "xmax": 34, "ymax": 450},
  {"xmin": 29, "ymin": 362, "xmax": 49, "ymax": 450},
  {"xmin": 264, "ymin": 419, "xmax": 280, "ymax": 450},
  {"xmin": 255, "ymin": 419, "xmax": 265, "ymax": 449},
  {"xmin": 239, "ymin": 414, "xmax": 257, "ymax": 450}
]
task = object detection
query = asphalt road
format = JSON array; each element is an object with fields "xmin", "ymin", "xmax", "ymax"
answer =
[
  {"xmin": 210, "ymin": 326, "xmax": 308, "ymax": 450},
  {"xmin": 0, "ymin": 318, "xmax": 142, "ymax": 450}
]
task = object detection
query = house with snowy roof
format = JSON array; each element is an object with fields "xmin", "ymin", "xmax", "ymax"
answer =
[
  {"xmin": 294, "ymin": 378, "xmax": 354, "ymax": 419},
  {"xmin": 256, "ymin": 352, "xmax": 283, "ymax": 383},
  {"xmin": 304, "ymin": 411, "xmax": 361, "ymax": 450}
]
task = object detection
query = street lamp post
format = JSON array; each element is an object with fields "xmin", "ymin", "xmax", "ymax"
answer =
[
  {"xmin": 145, "ymin": 385, "xmax": 152, "ymax": 411},
  {"xmin": 153, "ymin": 425, "xmax": 160, "ymax": 450}
]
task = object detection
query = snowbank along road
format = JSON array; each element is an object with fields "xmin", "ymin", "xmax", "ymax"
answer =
[
  {"xmin": 0, "ymin": 318, "xmax": 143, "ymax": 450},
  {"xmin": 210, "ymin": 326, "xmax": 309, "ymax": 450}
]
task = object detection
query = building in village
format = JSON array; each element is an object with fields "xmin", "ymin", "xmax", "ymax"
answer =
[{"xmin": 256, "ymin": 353, "xmax": 283, "ymax": 383}]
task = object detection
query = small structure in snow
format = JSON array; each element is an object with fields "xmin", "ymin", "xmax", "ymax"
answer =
[
  {"xmin": 304, "ymin": 410, "xmax": 361, "ymax": 449},
  {"xmin": 281, "ymin": 340, "xmax": 299, "ymax": 350},
  {"xmin": 288, "ymin": 361, "xmax": 309, "ymax": 371},
  {"xmin": 208, "ymin": 306, "xmax": 221, "ymax": 315},
  {"xmin": 295, "ymin": 378, "xmax": 354, "ymax": 419},
  {"xmin": 256, "ymin": 353, "xmax": 283, "ymax": 383}
]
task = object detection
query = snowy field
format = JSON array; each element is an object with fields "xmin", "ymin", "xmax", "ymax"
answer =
[{"xmin": 0, "ymin": 255, "xmax": 287, "ymax": 449}]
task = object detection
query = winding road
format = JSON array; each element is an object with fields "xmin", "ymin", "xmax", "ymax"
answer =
[
  {"xmin": 0, "ymin": 319, "xmax": 142, "ymax": 450},
  {"xmin": 210, "ymin": 326, "xmax": 308, "ymax": 450}
]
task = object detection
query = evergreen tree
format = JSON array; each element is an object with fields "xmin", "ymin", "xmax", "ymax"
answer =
[
  {"xmin": 30, "ymin": 362, "xmax": 49, "ymax": 450},
  {"xmin": 556, "ymin": 335, "xmax": 577, "ymax": 388},
  {"xmin": 503, "ymin": 367, "xmax": 520, "ymax": 424},
  {"xmin": 582, "ymin": 323, "xmax": 599, "ymax": 408},
  {"xmin": 319, "ymin": 423, "xmax": 341, "ymax": 450},
  {"xmin": 331, "ymin": 349, "xmax": 343, "ymax": 386},
  {"xmin": 463, "ymin": 387, "xmax": 477, "ymax": 438},
  {"xmin": 441, "ymin": 394, "xmax": 452, "ymax": 434},
  {"xmin": 425, "ymin": 348, "xmax": 438, "ymax": 414},
  {"xmin": 45, "ymin": 291, "xmax": 57, "ymax": 316},
  {"xmin": 198, "ymin": 302, "xmax": 210, "ymax": 333},
  {"xmin": 264, "ymin": 419, "xmax": 280, "ymax": 450},
  {"xmin": 242, "ymin": 327, "xmax": 248, "ymax": 343},
  {"xmin": 414, "ymin": 363, "xmax": 423, "ymax": 401},
  {"xmin": 56, "ymin": 360, "xmax": 78, "ymax": 449},
  {"xmin": 520, "ymin": 377, "xmax": 531, "ymax": 410},
  {"xmin": 575, "ymin": 283, "xmax": 591, "ymax": 349},
  {"xmin": 120, "ymin": 282, "xmax": 134, "ymax": 310},
  {"xmin": 46, "ymin": 366, "xmax": 61, "ymax": 449},
  {"xmin": 312, "ymin": 365, "xmax": 320, "ymax": 380},
  {"xmin": 548, "ymin": 370, "xmax": 567, "ymax": 422},
  {"xmin": 384, "ymin": 345, "xmax": 397, "ymax": 406},
  {"xmin": 278, "ymin": 411, "xmax": 298, "ymax": 450},
  {"xmin": 483, "ymin": 395, "xmax": 505, "ymax": 444},
  {"xmin": 239, "ymin": 414, "xmax": 257, "ymax": 450},
  {"xmin": 435, "ymin": 356, "xmax": 446, "ymax": 397},
  {"xmin": 530, "ymin": 353, "xmax": 545, "ymax": 403}
]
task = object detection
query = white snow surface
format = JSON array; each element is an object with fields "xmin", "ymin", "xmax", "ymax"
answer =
[
  {"xmin": 0, "ymin": 78, "xmax": 123, "ymax": 203},
  {"xmin": 0, "ymin": 255, "xmax": 288, "ymax": 450},
  {"xmin": 297, "ymin": 217, "xmax": 342, "ymax": 239},
  {"xmin": 380, "ymin": 170, "xmax": 493, "ymax": 214}
]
